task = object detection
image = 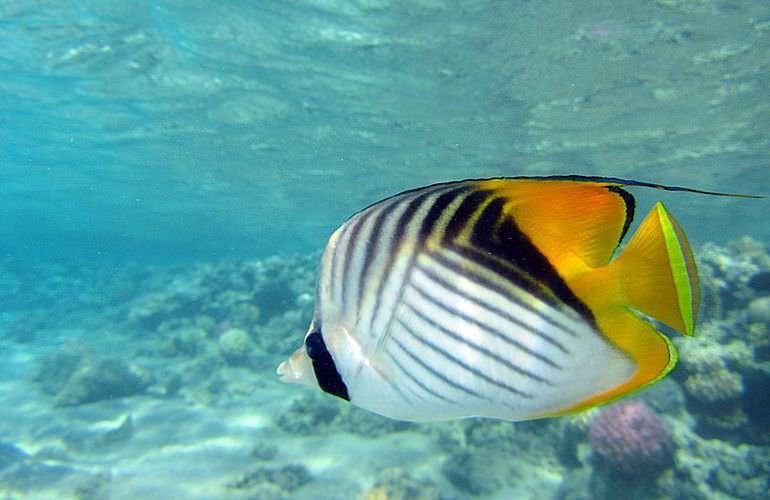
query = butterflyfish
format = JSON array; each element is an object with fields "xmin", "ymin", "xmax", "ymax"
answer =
[{"xmin": 277, "ymin": 175, "xmax": 757, "ymax": 422}]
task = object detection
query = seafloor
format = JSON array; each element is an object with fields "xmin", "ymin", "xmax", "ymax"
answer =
[{"xmin": 1, "ymin": 238, "xmax": 768, "ymax": 499}]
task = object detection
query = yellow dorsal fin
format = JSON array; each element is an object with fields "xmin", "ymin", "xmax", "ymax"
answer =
[{"xmin": 475, "ymin": 178, "xmax": 632, "ymax": 276}]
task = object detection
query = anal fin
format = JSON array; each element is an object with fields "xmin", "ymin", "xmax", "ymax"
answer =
[{"xmin": 553, "ymin": 309, "xmax": 675, "ymax": 415}]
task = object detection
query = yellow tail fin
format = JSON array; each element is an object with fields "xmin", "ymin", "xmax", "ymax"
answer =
[{"xmin": 612, "ymin": 202, "xmax": 699, "ymax": 336}]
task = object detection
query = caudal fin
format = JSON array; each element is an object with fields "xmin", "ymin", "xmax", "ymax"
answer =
[{"xmin": 613, "ymin": 202, "xmax": 699, "ymax": 336}]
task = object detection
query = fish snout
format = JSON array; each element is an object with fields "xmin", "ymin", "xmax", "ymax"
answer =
[{"xmin": 276, "ymin": 346, "xmax": 316, "ymax": 387}]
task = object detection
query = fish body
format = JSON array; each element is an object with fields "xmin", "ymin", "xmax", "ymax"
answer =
[{"xmin": 278, "ymin": 176, "xmax": 707, "ymax": 422}]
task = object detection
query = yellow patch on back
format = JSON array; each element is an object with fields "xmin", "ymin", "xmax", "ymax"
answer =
[{"xmin": 475, "ymin": 179, "xmax": 631, "ymax": 279}]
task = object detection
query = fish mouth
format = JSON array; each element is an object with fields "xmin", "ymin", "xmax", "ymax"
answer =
[
  {"xmin": 276, "ymin": 346, "xmax": 315, "ymax": 386},
  {"xmin": 275, "ymin": 359, "xmax": 291, "ymax": 382}
]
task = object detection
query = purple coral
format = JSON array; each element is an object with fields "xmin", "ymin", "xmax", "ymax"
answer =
[{"xmin": 588, "ymin": 401, "xmax": 673, "ymax": 475}]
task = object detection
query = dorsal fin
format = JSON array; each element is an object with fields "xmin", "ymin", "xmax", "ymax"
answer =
[{"xmin": 474, "ymin": 178, "xmax": 633, "ymax": 277}]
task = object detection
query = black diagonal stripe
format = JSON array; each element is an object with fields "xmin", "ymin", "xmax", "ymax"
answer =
[
  {"xmin": 416, "ymin": 259, "xmax": 569, "ymax": 354},
  {"xmin": 406, "ymin": 280, "xmax": 559, "ymax": 376},
  {"xmin": 417, "ymin": 186, "xmax": 471, "ymax": 243},
  {"xmin": 385, "ymin": 347, "xmax": 460, "ymax": 405},
  {"xmin": 396, "ymin": 316, "xmax": 532, "ymax": 399},
  {"xmin": 374, "ymin": 187, "xmax": 473, "ymax": 353},
  {"xmin": 367, "ymin": 185, "xmax": 467, "ymax": 335},
  {"xmin": 471, "ymin": 195, "xmax": 507, "ymax": 242},
  {"xmin": 390, "ymin": 190, "xmax": 437, "ymax": 249},
  {"xmin": 438, "ymin": 248, "xmax": 579, "ymax": 336},
  {"xmin": 450, "ymin": 242, "xmax": 562, "ymax": 309},
  {"xmin": 442, "ymin": 189, "xmax": 489, "ymax": 242},
  {"xmin": 468, "ymin": 197, "xmax": 595, "ymax": 323},
  {"xmin": 494, "ymin": 213, "xmax": 594, "ymax": 321},
  {"xmin": 367, "ymin": 189, "xmax": 435, "ymax": 334},
  {"xmin": 390, "ymin": 330, "xmax": 488, "ymax": 401},
  {"xmin": 357, "ymin": 198, "xmax": 400, "ymax": 312},
  {"xmin": 340, "ymin": 210, "xmax": 371, "ymax": 312},
  {"xmin": 330, "ymin": 221, "xmax": 355, "ymax": 308},
  {"xmin": 607, "ymin": 185, "xmax": 635, "ymax": 247}
]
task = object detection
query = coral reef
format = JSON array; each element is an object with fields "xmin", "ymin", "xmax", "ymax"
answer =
[
  {"xmin": 665, "ymin": 424, "xmax": 770, "ymax": 499},
  {"xmin": 674, "ymin": 316, "xmax": 769, "ymax": 441},
  {"xmin": 226, "ymin": 463, "xmax": 312, "ymax": 498},
  {"xmin": 168, "ymin": 326, "xmax": 208, "ymax": 356},
  {"xmin": 249, "ymin": 441, "xmax": 279, "ymax": 461},
  {"xmin": 697, "ymin": 237, "xmax": 770, "ymax": 322},
  {"xmin": 274, "ymin": 392, "xmax": 414, "ymax": 437},
  {"xmin": 360, "ymin": 468, "xmax": 448, "ymax": 500},
  {"xmin": 126, "ymin": 255, "xmax": 316, "ymax": 339},
  {"xmin": 558, "ymin": 407, "xmax": 599, "ymax": 468},
  {"xmin": 587, "ymin": 401, "xmax": 673, "ymax": 476},
  {"xmin": 5, "ymin": 238, "xmax": 769, "ymax": 499},
  {"xmin": 36, "ymin": 344, "xmax": 152, "ymax": 406},
  {"xmin": 218, "ymin": 327, "xmax": 255, "ymax": 365},
  {"xmin": 747, "ymin": 271, "xmax": 770, "ymax": 292},
  {"xmin": 439, "ymin": 419, "xmax": 563, "ymax": 496},
  {"xmin": 747, "ymin": 295, "xmax": 770, "ymax": 324},
  {"xmin": 274, "ymin": 392, "xmax": 343, "ymax": 435},
  {"xmin": 677, "ymin": 333, "xmax": 749, "ymax": 435},
  {"xmin": 55, "ymin": 358, "xmax": 151, "ymax": 407},
  {"xmin": 71, "ymin": 472, "xmax": 112, "ymax": 500},
  {"xmin": 442, "ymin": 449, "xmax": 504, "ymax": 495}
]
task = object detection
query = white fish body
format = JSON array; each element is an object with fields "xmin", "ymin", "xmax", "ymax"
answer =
[{"xmin": 278, "ymin": 176, "xmax": 705, "ymax": 422}]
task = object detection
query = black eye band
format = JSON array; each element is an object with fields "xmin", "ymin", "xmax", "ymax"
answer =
[{"xmin": 305, "ymin": 331, "xmax": 350, "ymax": 401}]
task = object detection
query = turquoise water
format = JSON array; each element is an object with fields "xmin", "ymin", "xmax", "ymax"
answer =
[{"xmin": 1, "ymin": 1, "xmax": 769, "ymax": 499}]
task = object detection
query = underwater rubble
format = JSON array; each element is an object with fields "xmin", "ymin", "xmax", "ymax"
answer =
[
  {"xmin": 0, "ymin": 238, "xmax": 768, "ymax": 498},
  {"xmin": 36, "ymin": 343, "xmax": 152, "ymax": 407},
  {"xmin": 227, "ymin": 463, "xmax": 312, "ymax": 499}
]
